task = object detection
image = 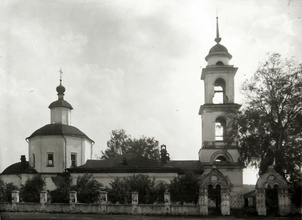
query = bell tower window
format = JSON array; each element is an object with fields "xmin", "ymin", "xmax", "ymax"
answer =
[
  {"xmin": 216, "ymin": 61, "xmax": 224, "ymax": 65},
  {"xmin": 215, "ymin": 117, "xmax": 226, "ymax": 141},
  {"xmin": 213, "ymin": 78, "xmax": 226, "ymax": 104}
]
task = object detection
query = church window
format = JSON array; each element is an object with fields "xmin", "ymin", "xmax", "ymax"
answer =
[
  {"xmin": 213, "ymin": 78, "xmax": 226, "ymax": 104},
  {"xmin": 71, "ymin": 153, "xmax": 77, "ymax": 167},
  {"xmin": 47, "ymin": 153, "xmax": 54, "ymax": 167},
  {"xmin": 215, "ymin": 155, "xmax": 227, "ymax": 162},
  {"xmin": 216, "ymin": 61, "xmax": 224, "ymax": 65},
  {"xmin": 215, "ymin": 117, "xmax": 226, "ymax": 141}
]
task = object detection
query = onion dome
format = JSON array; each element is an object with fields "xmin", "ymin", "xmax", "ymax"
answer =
[
  {"xmin": 56, "ymin": 80, "xmax": 66, "ymax": 96},
  {"xmin": 49, "ymin": 79, "xmax": 73, "ymax": 110}
]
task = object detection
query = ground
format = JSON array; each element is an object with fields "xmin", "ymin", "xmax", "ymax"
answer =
[{"xmin": 0, "ymin": 212, "xmax": 301, "ymax": 220}]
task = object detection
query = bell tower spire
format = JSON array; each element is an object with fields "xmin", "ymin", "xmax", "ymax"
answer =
[{"xmin": 215, "ymin": 17, "xmax": 221, "ymax": 43}]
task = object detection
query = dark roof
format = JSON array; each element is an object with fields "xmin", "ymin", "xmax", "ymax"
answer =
[
  {"xmin": 1, "ymin": 161, "xmax": 38, "ymax": 175},
  {"xmin": 67, "ymin": 153, "xmax": 180, "ymax": 173},
  {"xmin": 205, "ymin": 43, "xmax": 232, "ymax": 61},
  {"xmin": 26, "ymin": 124, "xmax": 94, "ymax": 143},
  {"xmin": 49, "ymin": 99, "xmax": 73, "ymax": 109},
  {"xmin": 167, "ymin": 160, "xmax": 204, "ymax": 175}
]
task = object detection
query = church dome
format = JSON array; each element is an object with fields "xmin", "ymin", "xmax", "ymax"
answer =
[
  {"xmin": 49, "ymin": 99, "xmax": 73, "ymax": 109},
  {"xmin": 205, "ymin": 43, "xmax": 232, "ymax": 61},
  {"xmin": 209, "ymin": 43, "xmax": 229, "ymax": 53},
  {"xmin": 26, "ymin": 124, "xmax": 94, "ymax": 143}
]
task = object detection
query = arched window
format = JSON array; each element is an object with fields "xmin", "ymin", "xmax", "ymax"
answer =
[
  {"xmin": 213, "ymin": 78, "xmax": 226, "ymax": 104},
  {"xmin": 216, "ymin": 61, "xmax": 224, "ymax": 65},
  {"xmin": 215, "ymin": 117, "xmax": 226, "ymax": 141}
]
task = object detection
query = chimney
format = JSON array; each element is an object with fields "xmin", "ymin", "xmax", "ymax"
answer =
[{"xmin": 20, "ymin": 155, "xmax": 26, "ymax": 165}]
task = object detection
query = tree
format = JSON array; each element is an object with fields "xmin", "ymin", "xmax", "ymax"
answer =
[
  {"xmin": 50, "ymin": 173, "xmax": 72, "ymax": 203},
  {"xmin": 101, "ymin": 129, "xmax": 160, "ymax": 161},
  {"xmin": 227, "ymin": 53, "xmax": 302, "ymax": 184},
  {"xmin": 20, "ymin": 175, "xmax": 46, "ymax": 202},
  {"xmin": 71, "ymin": 174, "xmax": 103, "ymax": 203},
  {"xmin": 169, "ymin": 172, "xmax": 199, "ymax": 204}
]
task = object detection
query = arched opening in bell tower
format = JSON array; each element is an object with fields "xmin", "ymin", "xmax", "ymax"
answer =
[
  {"xmin": 213, "ymin": 78, "xmax": 226, "ymax": 104},
  {"xmin": 215, "ymin": 117, "xmax": 226, "ymax": 141}
]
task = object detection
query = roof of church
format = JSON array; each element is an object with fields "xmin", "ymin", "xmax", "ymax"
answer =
[
  {"xmin": 167, "ymin": 160, "xmax": 204, "ymax": 174},
  {"xmin": 67, "ymin": 153, "xmax": 204, "ymax": 175},
  {"xmin": 49, "ymin": 99, "xmax": 73, "ymax": 109},
  {"xmin": 67, "ymin": 153, "xmax": 179, "ymax": 173},
  {"xmin": 1, "ymin": 161, "xmax": 38, "ymax": 175},
  {"xmin": 26, "ymin": 123, "xmax": 94, "ymax": 143}
]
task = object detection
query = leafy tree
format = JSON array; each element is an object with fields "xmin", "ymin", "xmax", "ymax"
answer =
[
  {"xmin": 101, "ymin": 129, "xmax": 160, "ymax": 161},
  {"xmin": 170, "ymin": 172, "xmax": 199, "ymax": 204},
  {"xmin": 50, "ymin": 173, "xmax": 72, "ymax": 203},
  {"xmin": 20, "ymin": 174, "xmax": 46, "ymax": 202},
  {"xmin": 227, "ymin": 53, "xmax": 302, "ymax": 184},
  {"xmin": 71, "ymin": 174, "xmax": 103, "ymax": 203}
]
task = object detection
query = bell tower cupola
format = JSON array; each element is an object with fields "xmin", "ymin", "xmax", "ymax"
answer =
[
  {"xmin": 198, "ymin": 17, "xmax": 241, "ymax": 164},
  {"xmin": 48, "ymin": 69, "xmax": 73, "ymax": 125}
]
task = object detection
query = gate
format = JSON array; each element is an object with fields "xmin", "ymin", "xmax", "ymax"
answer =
[
  {"xmin": 265, "ymin": 186, "xmax": 278, "ymax": 215},
  {"xmin": 208, "ymin": 184, "xmax": 221, "ymax": 215}
]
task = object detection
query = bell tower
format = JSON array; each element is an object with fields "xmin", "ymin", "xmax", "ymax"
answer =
[{"xmin": 198, "ymin": 17, "xmax": 241, "ymax": 164}]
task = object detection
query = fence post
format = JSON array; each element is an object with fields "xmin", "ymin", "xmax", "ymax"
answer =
[
  {"xmin": 40, "ymin": 191, "xmax": 47, "ymax": 211},
  {"xmin": 164, "ymin": 190, "xmax": 171, "ymax": 214},
  {"xmin": 99, "ymin": 191, "xmax": 107, "ymax": 214},
  {"xmin": 11, "ymin": 190, "xmax": 19, "ymax": 211},
  {"xmin": 69, "ymin": 191, "xmax": 77, "ymax": 212},
  {"xmin": 69, "ymin": 191, "xmax": 77, "ymax": 204},
  {"xmin": 131, "ymin": 191, "xmax": 139, "ymax": 214}
]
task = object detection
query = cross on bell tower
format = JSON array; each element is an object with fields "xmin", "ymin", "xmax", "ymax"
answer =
[{"xmin": 198, "ymin": 17, "xmax": 241, "ymax": 164}]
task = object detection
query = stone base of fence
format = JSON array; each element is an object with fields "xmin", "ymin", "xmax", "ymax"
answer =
[{"xmin": 0, "ymin": 202, "xmax": 201, "ymax": 215}]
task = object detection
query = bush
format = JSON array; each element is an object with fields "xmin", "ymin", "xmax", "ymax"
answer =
[
  {"xmin": 71, "ymin": 174, "xmax": 103, "ymax": 203},
  {"xmin": 107, "ymin": 174, "xmax": 167, "ymax": 204},
  {"xmin": 170, "ymin": 172, "xmax": 199, "ymax": 204},
  {"xmin": 0, "ymin": 179, "xmax": 19, "ymax": 202},
  {"xmin": 20, "ymin": 175, "xmax": 46, "ymax": 202},
  {"xmin": 50, "ymin": 173, "xmax": 72, "ymax": 203}
]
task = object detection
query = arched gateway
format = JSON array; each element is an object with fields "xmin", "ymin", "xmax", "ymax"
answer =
[
  {"xmin": 255, "ymin": 166, "xmax": 290, "ymax": 216},
  {"xmin": 199, "ymin": 166, "xmax": 232, "ymax": 216}
]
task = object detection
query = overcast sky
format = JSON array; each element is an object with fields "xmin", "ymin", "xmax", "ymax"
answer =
[{"xmin": 0, "ymin": 0, "xmax": 301, "ymax": 184}]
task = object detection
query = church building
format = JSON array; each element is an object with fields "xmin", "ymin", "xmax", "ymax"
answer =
[{"xmin": 1, "ymin": 18, "xmax": 245, "ymax": 208}]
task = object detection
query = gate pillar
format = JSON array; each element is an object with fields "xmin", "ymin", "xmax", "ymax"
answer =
[
  {"xmin": 278, "ymin": 188, "xmax": 290, "ymax": 216},
  {"xmin": 198, "ymin": 188, "xmax": 208, "ymax": 215},
  {"xmin": 256, "ymin": 188, "xmax": 266, "ymax": 216},
  {"xmin": 221, "ymin": 188, "xmax": 230, "ymax": 215}
]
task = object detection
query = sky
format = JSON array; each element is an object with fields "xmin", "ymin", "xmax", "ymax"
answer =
[{"xmin": 0, "ymin": 0, "xmax": 301, "ymax": 184}]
